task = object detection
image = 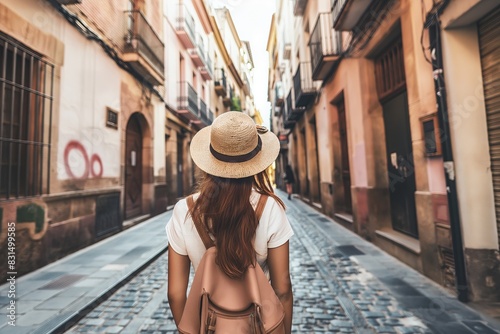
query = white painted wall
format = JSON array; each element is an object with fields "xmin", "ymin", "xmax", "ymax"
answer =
[
  {"xmin": 442, "ymin": 25, "xmax": 499, "ymax": 250},
  {"xmin": 57, "ymin": 26, "xmax": 121, "ymax": 180}
]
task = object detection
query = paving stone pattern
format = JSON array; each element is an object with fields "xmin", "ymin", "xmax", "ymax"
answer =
[{"xmin": 66, "ymin": 194, "xmax": 499, "ymax": 334}]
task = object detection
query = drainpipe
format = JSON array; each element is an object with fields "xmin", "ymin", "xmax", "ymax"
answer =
[{"xmin": 426, "ymin": 6, "xmax": 469, "ymax": 302}]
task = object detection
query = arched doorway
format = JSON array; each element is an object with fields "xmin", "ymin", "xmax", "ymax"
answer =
[{"xmin": 125, "ymin": 114, "xmax": 143, "ymax": 219}]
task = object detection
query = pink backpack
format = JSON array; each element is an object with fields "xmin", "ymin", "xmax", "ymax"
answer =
[{"xmin": 178, "ymin": 195, "xmax": 285, "ymax": 334}]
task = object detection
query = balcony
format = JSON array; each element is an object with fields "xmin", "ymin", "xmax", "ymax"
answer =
[
  {"xmin": 243, "ymin": 71, "xmax": 251, "ymax": 95},
  {"xmin": 332, "ymin": 0, "xmax": 373, "ymax": 31},
  {"xmin": 200, "ymin": 54, "xmax": 213, "ymax": 81},
  {"xmin": 310, "ymin": 13, "xmax": 342, "ymax": 80},
  {"xmin": 223, "ymin": 85, "xmax": 234, "ymax": 108},
  {"xmin": 293, "ymin": 0, "xmax": 308, "ymax": 16},
  {"xmin": 275, "ymin": 82, "xmax": 284, "ymax": 107},
  {"xmin": 123, "ymin": 10, "xmax": 165, "ymax": 86},
  {"xmin": 199, "ymin": 99, "xmax": 213, "ymax": 127},
  {"xmin": 283, "ymin": 92, "xmax": 296, "ymax": 129},
  {"xmin": 208, "ymin": 108, "xmax": 215, "ymax": 123},
  {"xmin": 189, "ymin": 34, "xmax": 205, "ymax": 67},
  {"xmin": 293, "ymin": 62, "xmax": 316, "ymax": 108},
  {"xmin": 175, "ymin": 3, "xmax": 196, "ymax": 49},
  {"xmin": 214, "ymin": 68, "xmax": 227, "ymax": 97},
  {"xmin": 177, "ymin": 82, "xmax": 200, "ymax": 122}
]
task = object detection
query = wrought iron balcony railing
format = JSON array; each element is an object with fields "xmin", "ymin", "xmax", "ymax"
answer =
[
  {"xmin": 123, "ymin": 10, "xmax": 165, "ymax": 84},
  {"xmin": 175, "ymin": 3, "xmax": 196, "ymax": 48},
  {"xmin": 200, "ymin": 54, "xmax": 213, "ymax": 81},
  {"xmin": 283, "ymin": 91, "xmax": 295, "ymax": 129},
  {"xmin": 214, "ymin": 68, "xmax": 227, "ymax": 97},
  {"xmin": 177, "ymin": 81, "xmax": 199, "ymax": 120},
  {"xmin": 208, "ymin": 108, "xmax": 214, "ymax": 123},
  {"xmin": 199, "ymin": 99, "xmax": 210, "ymax": 126},
  {"xmin": 293, "ymin": 62, "xmax": 316, "ymax": 108},
  {"xmin": 310, "ymin": 12, "xmax": 342, "ymax": 80},
  {"xmin": 189, "ymin": 33, "xmax": 206, "ymax": 67}
]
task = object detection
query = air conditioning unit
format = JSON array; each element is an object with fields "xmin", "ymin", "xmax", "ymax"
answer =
[{"xmin": 55, "ymin": 0, "xmax": 82, "ymax": 5}]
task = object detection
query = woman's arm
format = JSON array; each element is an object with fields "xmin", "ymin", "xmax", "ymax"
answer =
[
  {"xmin": 267, "ymin": 241, "xmax": 293, "ymax": 334},
  {"xmin": 167, "ymin": 247, "xmax": 191, "ymax": 326}
]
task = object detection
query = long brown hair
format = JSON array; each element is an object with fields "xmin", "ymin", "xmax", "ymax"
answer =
[{"xmin": 191, "ymin": 170, "xmax": 285, "ymax": 279}]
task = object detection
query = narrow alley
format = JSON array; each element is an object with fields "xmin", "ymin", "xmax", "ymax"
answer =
[{"xmin": 2, "ymin": 190, "xmax": 494, "ymax": 334}]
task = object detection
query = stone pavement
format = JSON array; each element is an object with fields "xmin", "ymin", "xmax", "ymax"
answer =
[
  {"xmin": 0, "ymin": 211, "xmax": 171, "ymax": 334},
  {"xmin": 65, "ymin": 190, "xmax": 500, "ymax": 334}
]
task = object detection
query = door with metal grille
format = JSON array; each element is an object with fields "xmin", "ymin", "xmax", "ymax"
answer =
[
  {"xmin": 479, "ymin": 6, "xmax": 500, "ymax": 245},
  {"xmin": 125, "ymin": 115, "xmax": 143, "ymax": 219}
]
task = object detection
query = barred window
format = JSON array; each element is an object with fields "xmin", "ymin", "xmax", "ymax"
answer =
[{"xmin": 0, "ymin": 33, "xmax": 54, "ymax": 200}]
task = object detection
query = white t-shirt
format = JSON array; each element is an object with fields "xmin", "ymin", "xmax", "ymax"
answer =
[{"xmin": 165, "ymin": 190, "xmax": 294, "ymax": 271}]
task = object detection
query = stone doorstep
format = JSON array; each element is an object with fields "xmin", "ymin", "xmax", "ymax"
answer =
[{"xmin": 468, "ymin": 302, "xmax": 500, "ymax": 328}]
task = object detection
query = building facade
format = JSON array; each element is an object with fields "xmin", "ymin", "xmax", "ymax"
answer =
[
  {"xmin": 269, "ymin": 0, "xmax": 500, "ymax": 301},
  {"xmin": 0, "ymin": 0, "xmax": 256, "ymax": 280},
  {"xmin": 0, "ymin": 0, "xmax": 166, "ymax": 280}
]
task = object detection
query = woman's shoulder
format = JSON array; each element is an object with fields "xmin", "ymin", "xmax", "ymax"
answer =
[
  {"xmin": 254, "ymin": 191, "xmax": 285, "ymax": 214},
  {"xmin": 172, "ymin": 193, "xmax": 199, "ymax": 217}
]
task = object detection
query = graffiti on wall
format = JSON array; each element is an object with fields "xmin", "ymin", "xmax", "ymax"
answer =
[{"xmin": 64, "ymin": 140, "xmax": 103, "ymax": 179}]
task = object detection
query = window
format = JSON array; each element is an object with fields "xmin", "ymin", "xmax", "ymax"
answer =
[{"xmin": 0, "ymin": 33, "xmax": 54, "ymax": 200}]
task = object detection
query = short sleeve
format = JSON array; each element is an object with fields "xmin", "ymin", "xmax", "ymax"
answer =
[
  {"xmin": 165, "ymin": 200, "xmax": 188, "ymax": 255},
  {"xmin": 266, "ymin": 199, "xmax": 294, "ymax": 248}
]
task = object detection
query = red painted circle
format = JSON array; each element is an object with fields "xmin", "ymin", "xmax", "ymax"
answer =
[
  {"xmin": 64, "ymin": 140, "xmax": 89, "ymax": 179},
  {"xmin": 90, "ymin": 154, "xmax": 103, "ymax": 178}
]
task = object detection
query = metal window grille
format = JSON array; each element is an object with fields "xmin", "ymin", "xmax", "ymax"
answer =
[
  {"xmin": 0, "ymin": 33, "xmax": 54, "ymax": 200},
  {"xmin": 374, "ymin": 39, "xmax": 406, "ymax": 100}
]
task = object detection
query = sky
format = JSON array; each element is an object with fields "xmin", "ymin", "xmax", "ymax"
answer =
[{"xmin": 209, "ymin": 0, "xmax": 276, "ymax": 128}]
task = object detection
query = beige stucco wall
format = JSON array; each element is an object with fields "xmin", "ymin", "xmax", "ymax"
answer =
[{"xmin": 441, "ymin": 25, "xmax": 499, "ymax": 250}]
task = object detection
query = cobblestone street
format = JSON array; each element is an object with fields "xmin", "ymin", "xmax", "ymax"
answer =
[{"xmin": 65, "ymin": 191, "xmax": 500, "ymax": 334}]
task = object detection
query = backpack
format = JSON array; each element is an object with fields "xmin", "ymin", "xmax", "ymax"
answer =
[{"xmin": 178, "ymin": 194, "xmax": 286, "ymax": 334}]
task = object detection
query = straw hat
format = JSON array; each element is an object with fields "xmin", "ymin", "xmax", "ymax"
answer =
[{"xmin": 190, "ymin": 112, "xmax": 280, "ymax": 179}]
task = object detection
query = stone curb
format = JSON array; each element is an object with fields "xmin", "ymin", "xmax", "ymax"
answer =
[{"xmin": 34, "ymin": 244, "xmax": 169, "ymax": 334}]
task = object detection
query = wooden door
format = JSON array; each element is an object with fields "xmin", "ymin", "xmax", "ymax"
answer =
[
  {"xmin": 338, "ymin": 100, "xmax": 352, "ymax": 213},
  {"xmin": 382, "ymin": 91, "xmax": 418, "ymax": 237},
  {"xmin": 125, "ymin": 116, "xmax": 143, "ymax": 219}
]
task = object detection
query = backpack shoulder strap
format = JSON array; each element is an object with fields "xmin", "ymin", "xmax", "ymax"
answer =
[
  {"xmin": 255, "ymin": 194, "xmax": 268, "ymax": 221},
  {"xmin": 187, "ymin": 195, "xmax": 215, "ymax": 249}
]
